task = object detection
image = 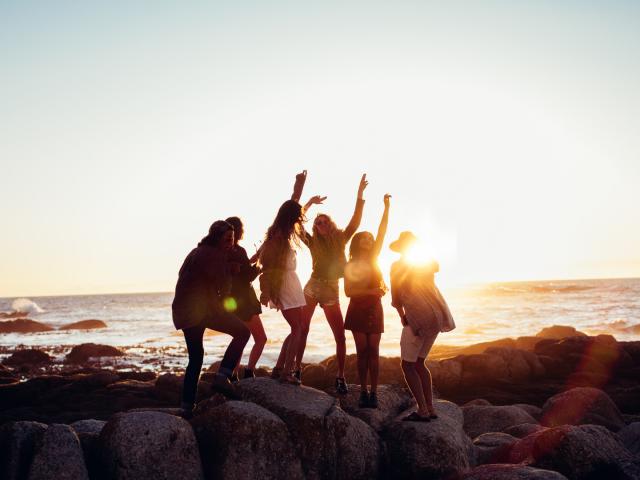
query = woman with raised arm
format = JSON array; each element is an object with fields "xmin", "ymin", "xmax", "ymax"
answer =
[
  {"xmin": 258, "ymin": 171, "xmax": 324, "ymax": 385},
  {"xmin": 172, "ymin": 220, "xmax": 251, "ymax": 417},
  {"xmin": 295, "ymin": 174, "xmax": 368, "ymax": 393},
  {"xmin": 343, "ymin": 194, "xmax": 391, "ymax": 408},
  {"xmin": 389, "ymin": 231, "xmax": 455, "ymax": 421},
  {"xmin": 224, "ymin": 216, "xmax": 266, "ymax": 380}
]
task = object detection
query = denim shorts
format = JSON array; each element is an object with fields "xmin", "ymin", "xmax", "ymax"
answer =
[{"xmin": 303, "ymin": 277, "xmax": 340, "ymax": 307}]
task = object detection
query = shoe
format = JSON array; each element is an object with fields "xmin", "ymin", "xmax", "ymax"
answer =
[
  {"xmin": 211, "ymin": 374, "xmax": 240, "ymax": 399},
  {"xmin": 270, "ymin": 367, "xmax": 282, "ymax": 379},
  {"xmin": 358, "ymin": 391, "xmax": 369, "ymax": 408},
  {"xmin": 335, "ymin": 377, "xmax": 348, "ymax": 395},
  {"xmin": 180, "ymin": 402, "xmax": 194, "ymax": 420},
  {"xmin": 402, "ymin": 411, "xmax": 430, "ymax": 422},
  {"xmin": 243, "ymin": 368, "xmax": 255, "ymax": 379},
  {"xmin": 230, "ymin": 372, "xmax": 240, "ymax": 384},
  {"xmin": 367, "ymin": 391, "xmax": 378, "ymax": 409},
  {"xmin": 293, "ymin": 369, "xmax": 302, "ymax": 382}
]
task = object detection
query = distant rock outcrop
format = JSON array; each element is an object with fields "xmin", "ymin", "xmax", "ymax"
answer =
[
  {"xmin": 60, "ymin": 320, "xmax": 107, "ymax": 331},
  {"xmin": 0, "ymin": 319, "xmax": 53, "ymax": 333},
  {"xmin": 2, "ymin": 350, "xmax": 52, "ymax": 367},
  {"xmin": 65, "ymin": 344, "xmax": 124, "ymax": 364}
]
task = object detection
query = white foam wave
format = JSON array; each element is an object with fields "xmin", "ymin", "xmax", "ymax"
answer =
[{"xmin": 11, "ymin": 298, "xmax": 44, "ymax": 314}]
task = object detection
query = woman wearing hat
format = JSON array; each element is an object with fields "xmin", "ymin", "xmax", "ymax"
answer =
[
  {"xmin": 389, "ymin": 231, "xmax": 455, "ymax": 421},
  {"xmin": 343, "ymin": 193, "xmax": 391, "ymax": 408}
]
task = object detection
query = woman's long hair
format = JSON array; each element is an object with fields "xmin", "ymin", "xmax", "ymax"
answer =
[
  {"xmin": 199, "ymin": 220, "xmax": 233, "ymax": 247},
  {"xmin": 311, "ymin": 213, "xmax": 344, "ymax": 252},
  {"xmin": 259, "ymin": 200, "xmax": 305, "ymax": 270}
]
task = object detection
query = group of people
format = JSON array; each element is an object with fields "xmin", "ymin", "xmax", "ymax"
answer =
[{"xmin": 172, "ymin": 171, "xmax": 455, "ymax": 421}]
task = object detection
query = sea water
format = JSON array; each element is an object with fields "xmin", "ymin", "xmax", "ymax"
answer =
[{"xmin": 1, "ymin": 278, "xmax": 638, "ymax": 370}]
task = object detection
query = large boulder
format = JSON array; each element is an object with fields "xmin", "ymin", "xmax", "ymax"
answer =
[
  {"xmin": 536, "ymin": 326, "xmax": 587, "ymax": 339},
  {"xmin": 540, "ymin": 387, "xmax": 624, "ymax": 431},
  {"xmin": 0, "ymin": 421, "xmax": 48, "ymax": 480},
  {"xmin": 0, "ymin": 319, "xmax": 53, "ymax": 333},
  {"xmin": 462, "ymin": 464, "xmax": 568, "ymax": 479},
  {"xmin": 503, "ymin": 423, "xmax": 548, "ymax": 439},
  {"xmin": 236, "ymin": 377, "xmax": 380, "ymax": 480},
  {"xmin": 71, "ymin": 419, "xmax": 106, "ymax": 474},
  {"xmin": 2, "ymin": 349, "xmax": 52, "ymax": 366},
  {"xmin": 429, "ymin": 358, "xmax": 463, "ymax": 391},
  {"xmin": 460, "ymin": 354, "xmax": 509, "ymax": 384},
  {"xmin": 383, "ymin": 400, "xmax": 475, "ymax": 479},
  {"xmin": 191, "ymin": 400, "xmax": 303, "ymax": 480},
  {"xmin": 508, "ymin": 424, "xmax": 638, "ymax": 479},
  {"xmin": 337, "ymin": 383, "xmax": 413, "ymax": 431},
  {"xmin": 66, "ymin": 343, "xmax": 124, "ymax": 363},
  {"xmin": 27, "ymin": 424, "xmax": 89, "ymax": 480},
  {"xmin": 463, "ymin": 405, "xmax": 538, "ymax": 439},
  {"xmin": 473, "ymin": 432, "xmax": 518, "ymax": 465},
  {"xmin": 484, "ymin": 347, "xmax": 532, "ymax": 381},
  {"xmin": 100, "ymin": 411, "xmax": 203, "ymax": 480},
  {"xmin": 618, "ymin": 422, "xmax": 640, "ymax": 456},
  {"xmin": 60, "ymin": 319, "xmax": 107, "ymax": 330},
  {"xmin": 514, "ymin": 404, "xmax": 543, "ymax": 420}
]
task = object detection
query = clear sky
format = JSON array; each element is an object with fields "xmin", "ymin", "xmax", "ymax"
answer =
[{"xmin": 1, "ymin": 1, "xmax": 639, "ymax": 297}]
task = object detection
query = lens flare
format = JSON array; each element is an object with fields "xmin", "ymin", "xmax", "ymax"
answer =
[
  {"xmin": 405, "ymin": 241, "xmax": 436, "ymax": 266},
  {"xmin": 223, "ymin": 297, "xmax": 238, "ymax": 313}
]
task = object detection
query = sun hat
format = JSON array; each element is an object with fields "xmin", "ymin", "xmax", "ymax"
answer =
[{"xmin": 389, "ymin": 231, "xmax": 418, "ymax": 253}]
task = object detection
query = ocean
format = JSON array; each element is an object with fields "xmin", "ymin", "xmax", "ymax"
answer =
[{"xmin": 1, "ymin": 278, "xmax": 639, "ymax": 371}]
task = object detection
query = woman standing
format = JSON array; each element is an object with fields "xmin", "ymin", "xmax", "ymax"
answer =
[
  {"xmin": 296, "ymin": 174, "xmax": 368, "ymax": 393},
  {"xmin": 389, "ymin": 231, "xmax": 455, "ymax": 421},
  {"xmin": 344, "ymin": 194, "xmax": 391, "ymax": 408},
  {"xmin": 172, "ymin": 220, "xmax": 251, "ymax": 416},
  {"xmin": 225, "ymin": 216, "xmax": 267, "ymax": 380},
  {"xmin": 258, "ymin": 171, "xmax": 323, "ymax": 385}
]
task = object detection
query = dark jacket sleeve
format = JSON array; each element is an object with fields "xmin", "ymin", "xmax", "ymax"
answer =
[{"xmin": 235, "ymin": 246, "xmax": 260, "ymax": 283}]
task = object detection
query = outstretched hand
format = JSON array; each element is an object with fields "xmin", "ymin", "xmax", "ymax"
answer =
[
  {"xmin": 296, "ymin": 170, "xmax": 308, "ymax": 183},
  {"xmin": 384, "ymin": 193, "xmax": 391, "ymax": 207},
  {"xmin": 357, "ymin": 173, "xmax": 368, "ymax": 198},
  {"xmin": 308, "ymin": 195, "xmax": 327, "ymax": 205}
]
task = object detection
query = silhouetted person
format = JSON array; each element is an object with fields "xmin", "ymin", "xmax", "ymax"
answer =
[
  {"xmin": 344, "ymin": 193, "xmax": 391, "ymax": 408},
  {"xmin": 296, "ymin": 174, "xmax": 368, "ymax": 394},
  {"xmin": 172, "ymin": 220, "xmax": 250, "ymax": 416},
  {"xmin": 390, "ymin": 231, "xmax": 455, "ymax": 421},
  {"xmin": 225, "ymin": 216, "xmax": 266, "ymax": 379}
]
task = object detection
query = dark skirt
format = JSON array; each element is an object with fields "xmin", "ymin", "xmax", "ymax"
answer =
[
  {"xmin": 230, "ymin": 285, "xmax": 262, "ymax": 322},
  {"xmin": 344, "ymin": 296, "xmax": 384, "ymax": 334}
]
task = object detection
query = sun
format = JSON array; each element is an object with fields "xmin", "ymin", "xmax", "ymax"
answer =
[{"xmin": 405, "ymin": 240, "xmax": 438, "ymax": 266}]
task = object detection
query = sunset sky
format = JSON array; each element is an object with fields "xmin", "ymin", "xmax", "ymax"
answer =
[{"xmin": 1, "ymin": 1, "xmax": 639, "ymax": 297}]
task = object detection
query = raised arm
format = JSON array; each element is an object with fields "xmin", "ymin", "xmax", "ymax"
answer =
[
  {"xmin": 343, "ymin": 173, "xmax": 368, "ymax": 240},
  {"xmin": 291, "ymin": 170, "xmax": 307, "ymax": 202},
  {"xmin": 373, "ymin": 194, "xmax": 391, "ymax": 257}
]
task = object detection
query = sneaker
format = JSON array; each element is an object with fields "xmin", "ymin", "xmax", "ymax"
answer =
[
  {"xmin": 368, "ymin": 391, "xmax": 379, "ymax": 409},
  {"xmin": 180, "ymin": 402, "xmax": 194, "ymax": 420},
  {"xmin": 230, "ymin": 372, "xmax": 240, "ymax": 384},
  {"xmin": 279, "ymin": 373, "xmax": 301, "ymax": 386},
  {"xmin": 211, "ymin": 374, "xmax": 240, "ymax": 399},
  {"xmin": 335, "ymin": 377, "xmax": 348, "ymax": 395},
  {"xmin": 243, "ymin": 368, "xmax": 255, "ymax": 379},
  {"xmin": 293, "ymin": 369, "xmax": 302, "ymax": 382},
  {"xmin": 358, "ymin": 390, "xmax": 369, "ymax": 408}
]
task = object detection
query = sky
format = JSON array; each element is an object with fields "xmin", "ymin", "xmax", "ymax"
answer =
[{"xmin": 1, "ymin": 1, "xmax": 639, "ymax": 297}]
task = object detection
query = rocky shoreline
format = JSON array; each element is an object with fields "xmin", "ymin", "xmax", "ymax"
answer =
[{"xmin": 1, "ymin": 325, "xmax": 640, "ymax": 479}]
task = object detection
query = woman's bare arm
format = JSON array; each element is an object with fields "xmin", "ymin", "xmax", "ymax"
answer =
[
  {"xmin": 291, "ymin": 170, "xmax": 307, "ymax": 202},
  {"xmin": 343, "ymin": 174, "xmax": 367, "ymax": 239},
  {"xmin": 373, "ymin": 194, "xmax": 391, "ymax": 257}
]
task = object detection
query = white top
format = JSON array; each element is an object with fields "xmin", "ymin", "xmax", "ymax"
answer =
[{"xmin": 271, "ymin": 249, "xmax": 306, "ymax": 311}]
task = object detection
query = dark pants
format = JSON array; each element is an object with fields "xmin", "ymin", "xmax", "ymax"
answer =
[{"xmin": 181, "ymin": 312, "xmax": 250, "ymax": 407}]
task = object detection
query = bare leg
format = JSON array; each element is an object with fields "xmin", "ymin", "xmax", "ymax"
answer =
[
  {"xmin": 352, "ymin": 332, "xmax": 369, "ymax": 392},
  {"xmin": 416, "ymin": 358, "xmax": 435, "ymax": 412},
  {"xmin": 295, "ymin": 295, "xmax": 317, "ymax": 370},
  {"xmin": 275, "ymin": 335, "xmax": 289, "ymax": 371},
  {"xmin": 323, "ymin": 303, "xmax": 346, "ymax": 378},
  {"xmin": 402, "ymin": 360, "xmax": 429, "ymax": 416},
  {"xmin": 246, "ymin": 315, "xmax": 267, "ymax": 370},
  {"xmin": 368, "ymin": 333, "xmax": 381, "ymax": 393},
  {"xmin": 281, "ymin": 307, "xmax": 302, "ymax": 377}
]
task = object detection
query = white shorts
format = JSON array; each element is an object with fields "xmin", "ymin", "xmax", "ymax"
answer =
[{"xmin": 400, "ymin": 325, "xmax": 438, "ymax": 362}]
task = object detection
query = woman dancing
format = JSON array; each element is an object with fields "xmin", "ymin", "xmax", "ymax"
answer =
[
  {"xmin": 344, "ymin": 193, "xmax": 391, "ymax": 408},
  {"xmin": 296, "ymin": 174, "xmax": 368, "ymax": 393},
  {"xmin": 389, "ymin": 231, "xmax": 455, "ymax": 421},
  {"xmin": 258, "ymin": 171, "xmax": 324, "ymax": 384},
  {"xmin": 172, "ymin": 220, "xmax": 251, "ymax": 416},
  {"xmin": 225, "ymin": 216, "xmax": 266, "ymax": 380}
]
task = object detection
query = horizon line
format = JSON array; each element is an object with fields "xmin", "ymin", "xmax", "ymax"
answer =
[{"xmin": 2, "ymin": 274, "xmax": 639, "ymax": 301}]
